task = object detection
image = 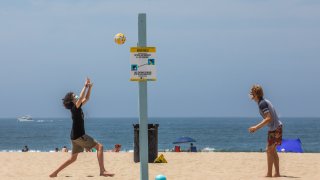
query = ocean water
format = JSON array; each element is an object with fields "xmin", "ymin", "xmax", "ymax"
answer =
[{"xmin": 0, "ymin": 117, "xmax": 319, "ymax": 152}]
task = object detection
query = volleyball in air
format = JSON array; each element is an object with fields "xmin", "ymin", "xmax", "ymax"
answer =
[{"xmin": 114, "ymin": 33, "xmax": 126, "ymax": 45}]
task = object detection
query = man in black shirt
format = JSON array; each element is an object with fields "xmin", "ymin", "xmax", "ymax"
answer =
[{"xmin": 50, "ymin": 78, "xmax": 114, "ymax": 177}]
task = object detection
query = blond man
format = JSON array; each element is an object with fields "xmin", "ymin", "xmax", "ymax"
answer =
[{"xmin": 248, "ymin": 84, "xmax": 283, "ymax": 177}]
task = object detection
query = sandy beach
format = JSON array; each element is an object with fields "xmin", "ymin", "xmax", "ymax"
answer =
[{"xmin": 1, "ymin": 152, "xmax": 319, "ymax": 180}]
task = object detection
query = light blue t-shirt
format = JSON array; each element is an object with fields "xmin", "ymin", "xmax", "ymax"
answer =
[{"xmin": 258, "ymin": 98, "xmax": 282, "ymax": 131}]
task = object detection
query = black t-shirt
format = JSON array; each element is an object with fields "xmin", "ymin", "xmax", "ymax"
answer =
[{"xmin": 70, "ymin": 103, "xmax": 85, "ymax": 140}]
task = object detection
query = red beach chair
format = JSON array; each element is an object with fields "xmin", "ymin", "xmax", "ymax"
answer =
[{"xmin": 174, "ymin": 146, "xmax": 181, "ymax": 152}]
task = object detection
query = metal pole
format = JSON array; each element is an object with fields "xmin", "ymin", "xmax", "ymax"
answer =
[{"xmin": 138, "ymin": 13, "xmax": 149, "ymax": 180}]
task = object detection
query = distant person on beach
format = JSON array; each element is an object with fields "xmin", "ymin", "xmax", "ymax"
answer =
[
  {"xmin": 248, "ymin": 84, "xmax": 283, "ymax": 178},
  {"xmin": 188, "ymin": 143, "xmax": 194, "ymax": 152},
  {"xmin": 22, "ymin": 145, "xmax": 29, "ymax": 152},
  {"xmin": 112, "ymin": 144, "xmax": 121, "ymax": 152},
  {"xmin": 85, "ymin": 148, "xmax": 97, "ymax": 152},
  {"xmin": 49, "ymin": 78, "xmax": 114, "ymax": 178},
  {"xmin": 55, "ymin": 148, "xmax": 59, "ymax": 152},
  {"xmin": 61, "ymin": 146, "xmax": 68, "ymax": 152}
]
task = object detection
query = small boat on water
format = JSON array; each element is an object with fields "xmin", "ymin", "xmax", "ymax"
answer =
[{"xmin": 17, "ymin": 115, "xmax": 33, "ymax": 122}]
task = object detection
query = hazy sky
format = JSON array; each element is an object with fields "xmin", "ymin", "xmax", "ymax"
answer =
[{"xmin": 0, "ymin": 0, "xmax": 319, "ymax": 118}]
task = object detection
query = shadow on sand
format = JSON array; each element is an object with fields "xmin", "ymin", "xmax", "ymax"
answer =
[{"xmin": 281, "ymin": 175, "xmax": 300, "ymax": 178}]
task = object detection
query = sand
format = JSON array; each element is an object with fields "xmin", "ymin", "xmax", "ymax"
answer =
[{"xmin": 0, "ymin": 152, "xmax": 319, "ymax": 180}]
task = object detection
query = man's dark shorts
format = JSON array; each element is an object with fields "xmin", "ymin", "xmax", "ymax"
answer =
[
  {"xmin": 267, "ymin": 125, "xmax": 283, "ymax": 147},
  {"xmin": 72, "ymin": 134, "xmax": 98, "ymax": 154}
]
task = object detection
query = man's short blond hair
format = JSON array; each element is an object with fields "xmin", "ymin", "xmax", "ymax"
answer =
[{"xmin": 251, "ymin": 84, "xmax": 264, "ymax": 99}]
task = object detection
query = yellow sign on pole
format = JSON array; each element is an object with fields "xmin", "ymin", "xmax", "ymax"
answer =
[{"xmin": 130, "ymin": 47, "xmax": 157, "ymax": 81}]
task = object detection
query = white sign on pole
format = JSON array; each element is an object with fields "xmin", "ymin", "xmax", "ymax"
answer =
[{"xmin": 130, "ymin": 47, "xmax": 157, "ymax": 81}]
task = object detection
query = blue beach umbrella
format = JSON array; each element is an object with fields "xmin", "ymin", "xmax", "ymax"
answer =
[{"xmin": 173, "ymin": 137, "xmax": 196, "ymax": 144}]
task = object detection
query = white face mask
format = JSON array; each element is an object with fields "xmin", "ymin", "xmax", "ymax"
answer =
[{"xmin": 248, "ymin": 94, "xmax": 254, "ymax": 100}]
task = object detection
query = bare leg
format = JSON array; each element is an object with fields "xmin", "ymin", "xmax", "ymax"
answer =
[
  {"xmin": 94, "ymin": 143, "xmax": 114, "ymax": 177},
  {"xmin": 266, "ymin": 146, "xmax": 274, "ymax": 177},
  {"xmin": 273, "ymin": 146, "xmax": 281, "ymax": 177},
  {"xmin": 49, "ymin": 153, "xmax": 78, "ymax": 178}
]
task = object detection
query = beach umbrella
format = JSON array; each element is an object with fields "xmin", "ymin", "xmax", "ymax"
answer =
[
  {"xmin": 173, "ymin": 137, "xmax": 196, "ymax": 144},
  {"xmin": 276, "ymin": 138, "xmax": 303, "ymax": 153}
]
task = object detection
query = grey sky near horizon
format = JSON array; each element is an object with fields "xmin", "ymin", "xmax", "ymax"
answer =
[{"xmin": 0, "ymin": 0, "xmax": 319, "ymax": 118}]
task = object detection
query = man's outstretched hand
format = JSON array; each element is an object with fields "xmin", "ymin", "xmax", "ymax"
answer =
[{"xmin": 85, "ymin": 77, "xmax": 92, "ymax": 87}]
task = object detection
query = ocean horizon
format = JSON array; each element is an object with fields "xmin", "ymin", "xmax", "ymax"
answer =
[{"xmin": 0, "ymin": 117, "xmax": 319, "ymax": 153}]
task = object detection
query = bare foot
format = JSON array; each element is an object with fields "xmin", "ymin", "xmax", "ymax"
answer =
[
  {"xmin": 100, "ymin": 171, "xmax": 115, "ymax": 177},
  {"xmin": 273, "ymin": 173, "xmax": 281, "ymax": 177},
  {"xmin": 49, "ymin": 173, "xmax": 57, "ymax": 178},
  {"xmin": 265, "ymin": 173, "xmax": 272, "ymax": 177}
]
